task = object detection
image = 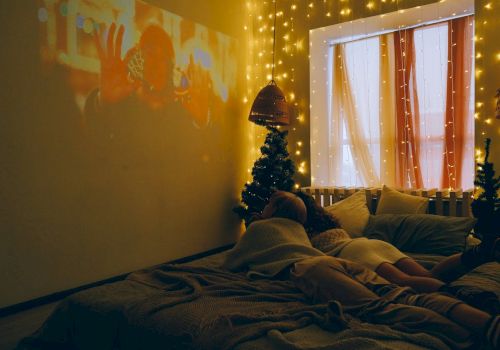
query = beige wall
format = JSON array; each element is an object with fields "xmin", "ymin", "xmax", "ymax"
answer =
[
  {"xmin": 0, "ymin": 0, "xmax": 247, "ymax": 308},
  {"xmin": 474, "ymin": 0, "xmax": 500, "ymax": 169}
]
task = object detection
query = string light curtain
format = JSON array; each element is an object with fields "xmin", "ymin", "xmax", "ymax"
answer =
[
  {"xmin": 441, "ymin": 16, "xmax": 474, "ymax": 189},
  {"xmin": 394, "ymin": 28, "xmax": 423, "ymax": 189}
]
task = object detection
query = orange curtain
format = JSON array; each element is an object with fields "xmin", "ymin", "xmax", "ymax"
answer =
[
  {"xmin": 441, "ymin": 16, "xmax": 473, "ymax": 189},
  {"xmin": 394, "ymin": 29, "xmax": 423, "ymax": 189}
]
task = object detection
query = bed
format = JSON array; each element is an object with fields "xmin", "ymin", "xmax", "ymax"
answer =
[
  {"xmin": 16, "ymin": 187, "xmax": 499, "ymax": 349},
  {"xmin": 16, "ymin": 248, "xmax": 499, "ymax": 350}
]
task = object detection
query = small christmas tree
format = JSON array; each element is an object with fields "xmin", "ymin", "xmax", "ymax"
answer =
[
  {"xmin": 234, "ymin": 126, "xmax": 296, "ymax": 225},
  {"xmin": 471, "ymin": 138, "xmax": 500, "ymax": 240}
]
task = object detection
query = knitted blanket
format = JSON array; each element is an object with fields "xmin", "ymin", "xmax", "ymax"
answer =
[
  {"xmin": 17, "ymin": 260, "xmax": 456, "ymax": 350},
  {"xmin": 222, "ymin": 218, "xmax": 324, "ymax": 278},
  {"xmin": 17, "ymin": 264, "xmax": 349, "ymax": 350}
]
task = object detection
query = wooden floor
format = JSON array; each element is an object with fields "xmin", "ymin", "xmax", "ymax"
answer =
[{"xmin": 0, "ymin": 302, "xmax": 57, "ymax": 350}]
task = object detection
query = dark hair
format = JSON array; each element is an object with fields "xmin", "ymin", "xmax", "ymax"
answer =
[
  {"xmin": 294, "ymin": 191, "xmax": 340, "ymax": 238},
  {"xmin": 269, "ymin": 191, "xmax": 307, "ymax": 224}
]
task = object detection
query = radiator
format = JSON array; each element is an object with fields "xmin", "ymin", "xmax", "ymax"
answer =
[{"xmin": 300, "ymin": 187, "xmax": 474, "ymax": 217}]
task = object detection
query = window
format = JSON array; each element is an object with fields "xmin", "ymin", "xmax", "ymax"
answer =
[{"xmin": 310, "ymin": 9, "xmax": 474, "ymax": 190}]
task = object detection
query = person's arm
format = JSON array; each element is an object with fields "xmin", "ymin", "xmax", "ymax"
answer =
[{"xmin": 93, "ymin": 23, "xmax": 139, "ymax": 107}]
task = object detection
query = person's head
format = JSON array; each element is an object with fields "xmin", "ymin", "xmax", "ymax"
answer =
[
  {"xmin": 132, "ymin": 25, "xmax": 175, "ymax": 109},
  {"xmin": 294, "ymin": 191, "xmax": 340, "ymax": 237},
  {"xmin": 139, "ymin": 25, "xmax": 174, "ymax": 92},
  {"xmin": 261, "ymin": 191, "xmax": 307, "ymax": 225}
]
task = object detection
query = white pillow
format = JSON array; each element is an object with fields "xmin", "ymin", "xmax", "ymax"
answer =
[
  {"xmin": 324, "ymin": 191, "xmax": 370, "ymax": 237},
  {"xmin": 375, "ymin": 185, "xmax": 428, "ymax": 215}
]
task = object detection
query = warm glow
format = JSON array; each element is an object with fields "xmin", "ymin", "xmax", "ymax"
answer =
[{"xmin": 340, "ymin": 8, "xmax": 352, "ymax": 16}]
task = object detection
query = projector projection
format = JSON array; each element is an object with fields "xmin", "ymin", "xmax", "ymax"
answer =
[{"xmin": 37, "ymin": 0, "xmax": 237, "ymax": 129}]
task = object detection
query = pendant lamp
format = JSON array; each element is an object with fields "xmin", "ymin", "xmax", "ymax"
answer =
[{"xmin": 248, "ymin": 0, "xmax": 289, "ymax": 126}]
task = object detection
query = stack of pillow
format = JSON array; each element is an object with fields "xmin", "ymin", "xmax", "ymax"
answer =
[{"xmin": 322, "ymin": 185, "xmax": 477, "ymax": 256}]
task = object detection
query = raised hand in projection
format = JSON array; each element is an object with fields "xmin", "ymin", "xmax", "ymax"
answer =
[
  {"xmin": 180, "ymin": 54, "xmax": 213, "ymax": 127},
  {"xmin": 93, "ymin": 23, "xmax": 139, "ymax": 106}
]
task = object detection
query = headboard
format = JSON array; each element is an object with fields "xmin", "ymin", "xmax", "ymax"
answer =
[{"xmin": 300, "ymin": 187, "xmax": 474, "ymax": 218}]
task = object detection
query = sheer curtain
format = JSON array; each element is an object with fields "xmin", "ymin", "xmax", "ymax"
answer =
[{"xmin": 332, "ymin": 43, "xmax": 380, "ymax": 187}]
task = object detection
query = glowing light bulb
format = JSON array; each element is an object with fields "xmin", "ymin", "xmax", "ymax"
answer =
[{"xmin": 340, "ymin": 8, "xmax": 351, "ymax": 16}]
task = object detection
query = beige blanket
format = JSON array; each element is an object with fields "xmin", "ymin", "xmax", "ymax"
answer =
[
  {"xmin": 223, "ymin": 218, "xmax": 324, "ymax": 278},
  {"xmin": 17, "ymin": 260, "xmax": 457, "ymax": 350}
]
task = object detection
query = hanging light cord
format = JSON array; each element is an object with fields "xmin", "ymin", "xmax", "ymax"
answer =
[{"xmin": 271, "ymin": 0, "xmax": 277, "ymax": 82}]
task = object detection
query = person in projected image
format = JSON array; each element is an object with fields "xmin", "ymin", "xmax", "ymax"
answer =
[
  {"xmin": 85, "ymin": 22, "xmax": 213, "ymax": 128},
  {"xmin": 83, "ymin": 22, "xmax": 217, "ymax": 175}
]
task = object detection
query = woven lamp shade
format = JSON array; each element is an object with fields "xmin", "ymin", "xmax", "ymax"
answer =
[{"xmin": 249, "ymin": 80, "xmax": 289, "ymax": 126}]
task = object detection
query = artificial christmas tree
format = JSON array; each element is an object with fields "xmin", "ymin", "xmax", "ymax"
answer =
[
  {"xmin": 471, "ymin": 138, "xmax": 500, "ymax": 240},
  {"xmin": 234, "ymin": 126, "xmax": 296, "ymax": 226}
]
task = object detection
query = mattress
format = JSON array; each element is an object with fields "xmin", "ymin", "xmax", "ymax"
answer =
[{"xmin": 16, "ymin": 251, "xmax": 499, "ymax": 350}]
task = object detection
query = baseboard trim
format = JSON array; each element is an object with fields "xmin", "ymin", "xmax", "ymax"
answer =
[{"xmin": 0, "ymin": 244, "xmax": 233, "ymax": 317}]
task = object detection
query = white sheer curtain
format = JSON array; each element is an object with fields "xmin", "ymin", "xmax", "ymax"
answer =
[{"xmin": 330, "ymin": 39, "xmax": 381, "ymax": 187}]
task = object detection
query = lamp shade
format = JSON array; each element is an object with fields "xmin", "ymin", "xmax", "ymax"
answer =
[{"xmin": 249, "ymin": 80, "xmax": 289, "ymax": 126}]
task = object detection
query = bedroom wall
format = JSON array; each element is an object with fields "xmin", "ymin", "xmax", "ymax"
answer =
[
  {"xmin": 249, "ymin": 0, "xmax": 498, "ymax": 188},
  {"xmin": 474, "ymin": 0, "xmax": 500, "ymax": 170},
  {"xmin": 0, "ymin": 0, "xmax": 247, "ymax": 309}
]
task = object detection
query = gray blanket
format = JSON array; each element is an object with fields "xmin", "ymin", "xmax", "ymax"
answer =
[{"xmin": 17, "ymin": 261, "xmax": 454, "ymax": 350}]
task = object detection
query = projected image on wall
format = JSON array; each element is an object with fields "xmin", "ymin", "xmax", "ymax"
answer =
[{"xmin": 37, "ymin": 0, "xmax": 237, "ymax": 129}]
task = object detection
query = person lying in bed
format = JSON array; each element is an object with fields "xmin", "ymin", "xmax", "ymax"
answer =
[
  {"xmin": 293, "ymin": 190, "xmax": 500, "ymax": 294},
  {"xmin": 223, "ymin": 191, "xmax": 499, "ymax": 350}
]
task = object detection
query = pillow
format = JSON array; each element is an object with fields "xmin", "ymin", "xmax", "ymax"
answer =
[
  {"xmin": 324, "ymin": 190, "xmax": 370, "ymax": 237},
  {"xmin": 310, "ymin": 228, "xmax": 351, "ymax": 252},
  {"xmin": 375, "ymin": 185, "xmax": 428, "ymax": 215},
  {"xmin": 363, "ymin": 214, "xmax": 476, "ymax": 255}
]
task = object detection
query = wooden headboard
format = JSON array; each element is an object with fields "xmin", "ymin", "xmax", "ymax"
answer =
[{"xmin": 300, "ymin": 187, "xmax": 474, "ymax": 218}]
